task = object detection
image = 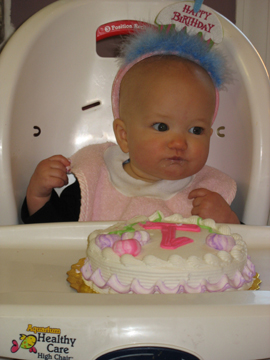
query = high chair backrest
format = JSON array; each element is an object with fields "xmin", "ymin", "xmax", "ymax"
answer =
[{"xmin": 0, "ymin": 0, "xmax": 269, "ymax": 225}]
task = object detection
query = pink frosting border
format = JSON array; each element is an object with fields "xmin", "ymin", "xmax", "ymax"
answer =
[{"xmin": 81, "ymin": 257, "xmax": 255, "ymax": 294}]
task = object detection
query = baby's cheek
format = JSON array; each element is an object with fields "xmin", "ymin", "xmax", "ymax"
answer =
[
  {"xmin": 133, "ymin": 148, "xmax": 157, "ymax": 169},
  {"xmin": 191, "ymin": 139, "xmax": 210, "ymax": 158}
]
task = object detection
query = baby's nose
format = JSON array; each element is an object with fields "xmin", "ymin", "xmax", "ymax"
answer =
[{"xmin": 167, "ymin": 133, "xmax": 188, "ymax": 150}]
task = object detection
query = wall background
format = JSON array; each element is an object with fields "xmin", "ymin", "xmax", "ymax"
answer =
[
  {"xmin": 236, "ymin": 0, "xmax": 270, "ymax": 73},
  {"xmin": 0, "ymin": 0, "xmax": 269, "ymax": 72},
  {"xmin": 9, "ymin": 0, "xmax": 236, "ymax": 28},
  {"xmin": 1, "ymin": 0, "xmax": 236, "ymax": 45}
]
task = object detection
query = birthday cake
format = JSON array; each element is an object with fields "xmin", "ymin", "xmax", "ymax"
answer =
[{"xmin": 80, "ymin": 212, "xmax": 256, "ymax": 294}]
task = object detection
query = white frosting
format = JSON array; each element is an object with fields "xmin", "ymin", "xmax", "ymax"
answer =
[{"xmin": 81, "ymin": 212, "xmax": 256, "ymax": 294}]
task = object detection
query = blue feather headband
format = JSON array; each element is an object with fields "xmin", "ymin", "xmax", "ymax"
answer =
[
  {"xmin": 112, "ymin": 26, "xmax": 227, "ymax": 121},
  {"xmin": 120, "ymin": 26, "xmax": 226, "ymax": 88}
]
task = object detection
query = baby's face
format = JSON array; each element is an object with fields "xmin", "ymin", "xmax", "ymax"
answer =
[{"xmin": 115, "ymin": 57, "xmax": 216, "ymax": 182}]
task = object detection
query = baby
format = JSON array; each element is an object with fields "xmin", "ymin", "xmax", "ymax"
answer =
[{"xmin": 22, "ymin": 27, "xmax": 239, "ymax": 224}]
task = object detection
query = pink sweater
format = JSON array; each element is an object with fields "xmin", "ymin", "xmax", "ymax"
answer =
[{"xmin": 71, "ymin": 142, "xmax": 236, "ymax": 221}]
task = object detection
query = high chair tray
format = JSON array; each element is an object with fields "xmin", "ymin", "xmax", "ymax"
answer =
[{"xmin": 0, "ymin": 222, "xmax": 269, "ymax": 360}]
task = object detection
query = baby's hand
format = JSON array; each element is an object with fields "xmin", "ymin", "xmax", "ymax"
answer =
[
  {"xmin": 26, "ymin": 155, "xmax": 70, "ymax": 216},
  {"xmin": 188, "ymin": 188, "xmax": 240, "ymax": 224}
]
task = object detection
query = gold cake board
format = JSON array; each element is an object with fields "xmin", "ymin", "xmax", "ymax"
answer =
[
  {"xmin": 67, "ymin": 258, "xmax": 261, "ymax": 294},
  {"xmin": 67, "ymin": 258, "xmax": 96, "ymax": 293}
]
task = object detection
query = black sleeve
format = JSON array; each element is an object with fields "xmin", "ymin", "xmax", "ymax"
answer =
[{"xmin": 21, "ymin": 179, "xmax": 81, "ymax": 223}]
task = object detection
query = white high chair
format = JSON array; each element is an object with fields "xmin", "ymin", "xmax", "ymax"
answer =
[
  {"xmin": 0, "ymin": 0, "xmax": 269, "ymax": 226},
  {"xmin": 0, "ymin": 3, "xmax": 270, "ymax": 360}
]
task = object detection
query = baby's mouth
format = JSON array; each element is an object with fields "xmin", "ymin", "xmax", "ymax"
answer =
[
  {"xmin": 165, "ymin": 156, "xmax": 188, "ymax": 167},
  {"xmin": 168, "ymin": 156, "xmax": 184, "ymax": 161}
]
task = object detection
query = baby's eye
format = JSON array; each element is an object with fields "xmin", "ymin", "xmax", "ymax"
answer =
[
  {"xmin": 153, "ymin": 123, "xmax": 169, "ymax": 132},
  {"xmin": 189, "ymin": 126, "xmax": 204, "ymax": 135}
]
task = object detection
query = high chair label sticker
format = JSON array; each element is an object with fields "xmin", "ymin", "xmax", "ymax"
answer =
[
  {"xmin": 10, "ymin": 324, "xmax": 77, "ymax": 359},
  {"xmin": 96, "ymin": 20, "xmax": 153, "ymax": 41},
  {"xmin": 155, "ymin": 1, "xmax": 223, "ymax": 43}
]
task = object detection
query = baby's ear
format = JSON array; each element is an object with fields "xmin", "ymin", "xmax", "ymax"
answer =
[{"xmin": 113, "ymin": 118, "xmax": 129, "ymax": 153}]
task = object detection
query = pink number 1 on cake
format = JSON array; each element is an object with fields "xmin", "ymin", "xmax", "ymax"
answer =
[{"xmin": 140, "ymin": 222, "xmax": 201, "ymax": 249}]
